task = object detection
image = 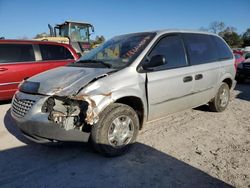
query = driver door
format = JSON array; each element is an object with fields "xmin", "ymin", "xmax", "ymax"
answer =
[{"xmin": 144, "ymin": 34, "xmax": 195, "ymax": 121}]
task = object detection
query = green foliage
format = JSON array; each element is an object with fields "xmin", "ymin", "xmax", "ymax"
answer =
[
  {"xmin": 242, "ymin": 28, "xmax": 250, "ymax": 47},
  {"xmin": 95, "ymin": 35, "xmax": 105, "ymax": 44},
  {"xmin": 90, "ymin": 35, "xmax": 106, "ymax": 47},
  {"xmin": 222, "ymin": 31, "xmax": 243, "ymax": 48},
  {"xmin": 200, "ymin": 21, "xmax": 249, "ymax": 48}
]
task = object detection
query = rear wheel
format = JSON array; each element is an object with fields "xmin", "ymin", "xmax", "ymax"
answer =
[
  {"xmin": 91, "ymin": 103, "xmax": 139, "ymax": 157},
  {"xmin": 209, "ymin": 82, "xmax": 230, "ymax": 112}
]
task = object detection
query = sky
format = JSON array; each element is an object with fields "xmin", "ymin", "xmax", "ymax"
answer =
[{"xmin": 0, "ymin": 0, "xmax": 249, "ymax": 40}]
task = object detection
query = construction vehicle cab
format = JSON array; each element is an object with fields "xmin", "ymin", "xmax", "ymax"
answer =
[{"xmin": 39, "ymin": 21, "xmax": 94, "ymax": 56}]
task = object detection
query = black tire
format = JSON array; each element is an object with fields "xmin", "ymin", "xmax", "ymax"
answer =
[
  {"xmin": 209, "ymin": 82, "xmax": 230, "ymax": 112},
  {"xmin": 91, "ymin": 103, "xmax": 139, "ymax": 157}
]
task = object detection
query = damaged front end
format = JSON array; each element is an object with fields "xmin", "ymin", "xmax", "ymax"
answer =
[
  {"xmin": 41, "ymin": 96, "xmax": 99, "ymax": 132},
  {"xmin": 16, "ymin": 67, "xmax": 116, "ymax": 136}
]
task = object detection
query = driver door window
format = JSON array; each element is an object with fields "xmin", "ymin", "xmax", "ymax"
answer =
[{"xmin": 148, "ymin": 35, "xmax": 187, "ymax": 71}]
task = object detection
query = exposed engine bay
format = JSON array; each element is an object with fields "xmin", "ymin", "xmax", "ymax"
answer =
[{"xmin": 41, "ymin": 97, "xmax": 91, "ymax": 131}]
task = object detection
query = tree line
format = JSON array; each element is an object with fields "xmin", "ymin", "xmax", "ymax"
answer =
[
  {"xmin": 200, "ymin": 21, "xmax": 250, "ymax": 48},
  {"xmin": 33, "ymin": 21, "xmax": 250, "ymax": 48}
]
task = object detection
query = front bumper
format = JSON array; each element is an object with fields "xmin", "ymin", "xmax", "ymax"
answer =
[{"xmin": 11, "ymin": 91, "xmax": 90, "ymax": 143}]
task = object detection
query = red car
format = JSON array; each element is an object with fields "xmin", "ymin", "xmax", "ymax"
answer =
[
  {"xmin": 234, "ymin": 52, "xmax": 245, "ymax": 68},
  {"xmin": 0, "ymin": 40, "xmax": 79, "ymax": 100},
  {"xmin": 233, "ymin": 49, "xmax": 244, "ymax": 56}
]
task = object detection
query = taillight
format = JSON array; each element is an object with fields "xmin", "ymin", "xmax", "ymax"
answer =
[
  {"xmin": 234, "ymin": 62, "xmax": 237, "ymax": 71},
  {"xmin": 234, "ymin": 60, "xmax": 237, "ymax": 71}
]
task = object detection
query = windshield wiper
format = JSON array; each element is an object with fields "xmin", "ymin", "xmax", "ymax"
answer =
[{"xmin": 76, "ymin": 60, "xmax": 111, "ymax": 68}]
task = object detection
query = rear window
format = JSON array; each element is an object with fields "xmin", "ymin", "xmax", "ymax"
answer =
[
  {"xmin": 0, "ymin": 44, "xmax": 35, "ymax": 63},
  {"xmin": 39, "ymin": 44, "xmax": 74, "ymax": 61},
  {"xmin": 212, "ymin": 36, "xmax": 233, "ymax": 60},
  {"xmin": 183, "ymin": 34, "xmax": 218, "ymax": 65}
]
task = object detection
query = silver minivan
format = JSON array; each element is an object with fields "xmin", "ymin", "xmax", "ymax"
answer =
[{"xmin": 11, "ymin": 30, "xmax": 236, "ymax": 156}]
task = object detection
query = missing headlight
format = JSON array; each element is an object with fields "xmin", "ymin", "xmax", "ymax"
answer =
[{"xmin": 42, "ymin": 97, "xmax": 89, "ymax": 131}]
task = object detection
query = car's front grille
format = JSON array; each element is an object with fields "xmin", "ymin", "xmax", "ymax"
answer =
[{"xmin": 12, "ymin": 96, "xmax": 35, "ymax": 118}]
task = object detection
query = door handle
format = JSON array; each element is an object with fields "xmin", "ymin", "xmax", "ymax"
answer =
[
  {"xmin": 183, "ymin": 76, "xmax": 193, "ymax": 83},
  {"xmin": 195, "ymin": 74, "xmax": 203, "ymax": 80},
  {"xmin": 0, "ymin": 68, "xmax": 8, "ymax": 72}
]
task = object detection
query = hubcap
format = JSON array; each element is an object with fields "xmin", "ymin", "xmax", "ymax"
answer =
[
  {"xmin": 108, "ymin": 115, "xmax": 134, "ymax": 147},
  {"xmin": 219, "ymin": 88, "xmax": 229, "ymax": 107}
]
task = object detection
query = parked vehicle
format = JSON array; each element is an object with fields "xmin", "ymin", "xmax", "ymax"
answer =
[
  {"xmin": 0, "ymin": 40, "xmax": 79, "ymax": 100},
  {"xmin": 243, "ymin": 46, "xmax": 250, "ymax": 58},
  {"xmin": 234, "ymin": 52, "xmax": 245, "ymax": 68},
  {"xmin": 244, "ymin": 46, "xmax": 250, "ymax": 52},
  {"xmin": 245, "ymin": 52, "xmax": 250, "ymax": 59},
  {"xmin": 233, "ymin": 48, "xmax": 244, "ymax": 56},
  {"xmin": 11, "ymin": 30, "xmax": 236, "ymax": 156},
  {"xmin": 236, "ymin": 58, "xmax": 250, "ymax": 82},
  {"xmin": 36, "ymin": 21, "xmax": 95, "ymax": 55}
]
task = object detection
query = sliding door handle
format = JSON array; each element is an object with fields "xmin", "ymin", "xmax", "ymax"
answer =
[
  {"xmin": 183, "ymin": 76, "xmax": 193, "ymax": 83},
  {"xmin": 195, "ymin": 74, "xmax": 203, "ymax": 80},
  {"xmin": 0, "ymin": 68, "xmax": 8, "ymax": 72}
]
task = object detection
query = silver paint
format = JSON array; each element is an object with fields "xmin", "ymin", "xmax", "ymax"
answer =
[{"xmin": 11, "ymin": 29, "xmax": 236, "ymax": 135}]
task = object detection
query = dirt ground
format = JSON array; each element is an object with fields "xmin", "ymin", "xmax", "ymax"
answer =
[{"xmin": 0, "ymin": 83, "xmax": 249, "ymax": 188}]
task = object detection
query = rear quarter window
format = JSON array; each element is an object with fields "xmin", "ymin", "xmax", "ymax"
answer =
[
  {"xmin": 183, "ymin": 33, "xmax": 218, "ymax": 65},
  {"xmin": 0, "ymin": 44, "xmax": 35, "ymax": 63},
  {"xmin": 212, "ymin": 36, "xmax": 233, "ymax": 60},
  {"xmin": 39, "ymin": 44, "xmax": 74, "ymax": 61}
]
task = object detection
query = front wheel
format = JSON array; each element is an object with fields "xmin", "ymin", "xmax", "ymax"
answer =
[
  {"xmin": 209, "ymin": 82, "xmax": 230, "ymax": 112},
  {"xmin": 91, "ymin": 103, "xmax": 139, "ymax": 157}
]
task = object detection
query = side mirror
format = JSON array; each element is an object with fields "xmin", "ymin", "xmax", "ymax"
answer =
[{"xmin": 142, "ymin": 55, "xmax": 166, "ymax": 70}]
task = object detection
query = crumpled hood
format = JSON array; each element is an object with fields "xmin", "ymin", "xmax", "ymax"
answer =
[{"xmin": 27, "ymin": 66, "xmax": 114, "ymax": 96}]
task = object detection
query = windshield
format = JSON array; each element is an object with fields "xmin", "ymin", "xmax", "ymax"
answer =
[
  {"xmin": 70, "ymin": 24, "xmax": 90, "ymax": 42},
  {"xmin": 59, "ymin": 25, "xmax": 69, "ymax": 37},
  {"xmin": 72, "ymin": 32, "xmax": 156, "ymax": 69}
]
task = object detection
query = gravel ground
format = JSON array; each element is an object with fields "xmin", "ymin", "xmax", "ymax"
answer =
[{"xmin": 0, "ymin": 83, "xmax": 249, "ymax": 188}]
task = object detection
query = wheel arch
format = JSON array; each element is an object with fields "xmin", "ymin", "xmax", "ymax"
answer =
[
  {"xmin": 115, "ymin": 96, "xmax": 145, "ymax": 130},
  {"xmin": 222, "ymin": 77, "xmax": 233, "ymax": 89},
  {"xmin": 219, "ymin": 72, "xmax": 235, "ymax": 90}
]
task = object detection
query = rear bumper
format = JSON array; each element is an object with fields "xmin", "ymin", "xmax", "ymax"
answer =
[{"xmin": 11, "ymin": 92, "xmax": 90, "ymax": 143}]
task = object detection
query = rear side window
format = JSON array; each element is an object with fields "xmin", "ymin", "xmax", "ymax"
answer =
[
  {"xmin": 148, "ymin": 35, "xmax": 187, "ymax": 70},
  {"xmin": 39, "ymin": 44, "xmax": 74, "ymax": 61},
  {"xmin": 212, "ymin": 36, "xmax": 233, "ymax": 60},
  {"xmin": 0, "ymin": 44, "xmax": 35, "ymax": 63},
  {"xmin": 183, "ymin": 34, "xmax": 218, "ymax": 65}
]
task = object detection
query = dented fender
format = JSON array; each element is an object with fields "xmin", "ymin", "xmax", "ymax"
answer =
[
  {"xmin": 70, "ymin": 68, "xmax": 148, "ymax": 126},
  {"xmin": 41, "ymin": 67, "xmax": 147, "ymax": 129},
  {"xmin": 70, "ymin": 92, "xmax": 114, "ymax": 125}
]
